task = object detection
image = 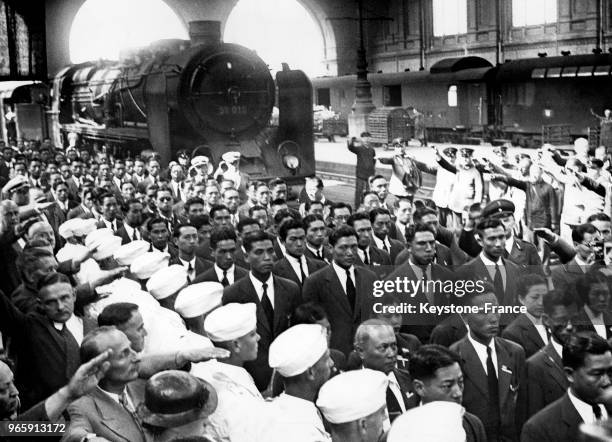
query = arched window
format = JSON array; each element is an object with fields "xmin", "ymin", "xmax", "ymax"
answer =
[{"xmin": 448, "ymin": 85, "xmax": 458, "ymax": 107}]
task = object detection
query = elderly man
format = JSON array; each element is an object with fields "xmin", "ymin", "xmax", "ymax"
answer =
[
  {"xmin": 256, "ymin": 324, "xmax": 334, "ymax": 441},
  {"xmin": 0, "ymin": 200, "xmax": 24, "ymax": 295},
  {"xmin": 317, "ymin": 369, "xmax": 389, "ymax": 442}
]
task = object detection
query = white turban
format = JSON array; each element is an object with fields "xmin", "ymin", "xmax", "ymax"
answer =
[
  {"xmin": 269, "ymin": 324, "xmax": 328, "ymax": 377},
  {"xmin": 174, "ymin": 282, "xmax": 223, "ymax": 319},
  {"xmin": 204, "ymin": 303, "xmax": 257, "ymax": 342},
  {"xmin": 146, "ymin": 264, "xmax": 188, "ymax": 300}
]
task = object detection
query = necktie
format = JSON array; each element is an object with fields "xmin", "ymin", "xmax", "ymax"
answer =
[
  {"xmin": 345, "ymin": 269, "xmax": 356, "ymax": 311},
  {"xmin": 593, "ymin": 404, "xmax": 603, "ymax": 421},
  {"xmin": 298, "ymin": 258, "xmax": 306, "ymax": 284},
  {"xmin": 119, "ymin": 390, "xmax": 144, "ymax": 432},
  {"xmin": 187, "ymin": 262, "xmax": 194, "ymax": 283},
  {"xmin": 493, "ymin": 263, "xmax": 504, "ymax": 301},
  {"xmin": 221, "ymin": 270, "xmax": 229, "ymax": 287},
  {"xmin": 132, "ymin": 228, "xmax": 139, "ymax": 241},
  {"xmin": 176, "ymin": 185, "xmax": 182, "ymax": 201},
  {"xmin": 363, "ymin": 249, "xmax": 370, "ymax": 265},
  {"xmin": 316, "ymin": 249, "xmax": 323, "ymax": 260},
  {"xmin": 383, "ymin": 241, "xmax": 390, "ymax": 254},
  {"xmin": 261, "ymin": 282, "xmax": 274, "ymax": 328},
  {"xmin": 421, "ymin": 265, "xmax": 434, "ymax": 304},
  {"xmin": 59, "ymin": 325, "xmax": 81, "ymax": 380},
  {"xmin": 486, "ymin": 345, "xmax": 501, "ymax": 437},
  {"xmin": 385, "ymin": 386, "xmax": 403, "ymax": 423}
]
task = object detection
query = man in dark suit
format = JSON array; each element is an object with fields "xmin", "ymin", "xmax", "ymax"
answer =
[
  {"xmin": 526, "ymin": 289, "xmax": 577, "ymax": 418},
  {"xmin": 67, "ymin": 187, "xmax": 96, "ymax": 220},
  {"xmin": 409, "ymin": 344, "xmax": 487, "ymax": 442},
  {"xmin": 353, "ymin": 319, "xmax": 413, "ymax": 423},
  {"xmin": 222, "ymin": 230, "xmax": 301, "ymax": 391},
  {"xmin": 170, "ymin": 223, "xmax": 211, "ymax": 283},
  {"xmin": 456, "ymin": 218, "xmax": 523, "ymax": 319},
  {"xmin": 414, "ymin": 206, "xmax": 470, "ymax": 266},
  {"xmin": 450, "ymin": 286, "xmax": 526, "ymax": 442},
  {"xmin": 347, "ymin": 137, "xmax": 376, "ymax": 209},
  {"xmin": 573, "ymin": 270, "xmax": 612, "ymax": 340},
  {"xmin": 115, "ymin": 199, "xmax": 144, "ymax": 244},
  {"xmin": 192, "ymin": 226, "xmax": 248, "ymax": 287},
  {"xmin": 302, "ymin": 225, "xmax": 378, "ymax": 356},
  {"xmin": 302, "ymin": 214, "xmax": 332, "ymax": 262},
  {"xmin": 346, "ymin": 212, "xmax": 392, "ymax": 278},
  {"xmin": 147, "ymin": 217, "xmax": 178, "ymax": 259},
  {"xmin": 502, "ymin": 274, "xmax": 549, "ymax": 358},
  {"xmin": 522, "ymin": 332, "xmax": 612, "ymax": 442},
  {"xmin": 233, "ymin": 218, "xmax": 262, "ymax": 269},
  {"xmin": 384, "ymin": 223, "xmax": 456, "ymax": 343},
  {"xmin": 370, "ymin": 208, "xmax": 405, "ymax": 263},
  {"xmin": 272, "ymin": 218, "xmax": 326, "ymax": 287}
]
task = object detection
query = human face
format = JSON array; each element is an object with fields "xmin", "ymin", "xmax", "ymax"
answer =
[
  {"xmin": 372, "ymin": 213, "xmax": 391, "ymax": 240},
  {"xmin": 101, "ymin": 196, "xmax": 118, "ymax": 221},
  {"xmin": 118, "ymin": 310, "xmax": 147, "ymax": 353},
  {"xmin": 569, "ymin": 351, "xmax": 612, "ymax": 404},
  {"xmin": 197, "ymin": 224, "xmax": 212, "ymax": 243},
  {"xmin": 307, "ymin": 203, "xmax": 324, "ymax": 216},
  {"xmin": 332, "ymin": 235, "xmax": 358, "ymax": 269},
  {"xmin": 358, "ymin": 325, "xmax": 397, "ymax": 374},
  {"xmin": 235, "ymin": 328, "xmax": 260, "ymax": 362},
  {"xmin": 101, "ymin": 330, "xmax": 141, "ymax": 384},
  {"xmin": 284, "ymin": 227, "xmax": 306, "ymax": 258},
  {"xmin": 98, "ymin": 164, "xmax": 111, "ymax": 180},
  {"xmin": 306, "ymin": 219, "xmax": 326, "ymax": 248},
  {"xmin": 149, "ymin": 222, "xmax": 169, "ymax": 249},
  {"xmin": 271, "ymin": 183, "xmax": 287, "ymax": 201},
  {"xmin": 542, "ymin": 304, "xmax": 577, "ymax": 345},
  {"xmin": 371, "ymin": 178, "xmax": 388, "ymax": 202},
  {"xmin": 238, "ymin": 223, "xmax": 260, "ymax": 240},
  {"xmin": 134, "ymin": 161, "xmax": 145, "ymax": 176},
  {"xmin": 592, "ymin": 220, "xmax": 612, "ymax": 242},
  {"xmin": 246, "ymin": 239, "xmax": 275, "ymax": 277},
  {"xmin": 519, "ymin": 284, "xmax": 547, "ymax": 318},
  {"xmin": 170, "ymin": 165, "xmax": 182, "ymax": 181},
  {"xmin": 11, "ymin": 185, "xmax": 29, "ymax": 206},
  {"xmin": 409, "ymin": 231, "xmax": 436, "ymax": 266},
  {"xmin": 220, "ymin": 180, "xmax": 234, "ymax": 194},
  {"xmin": 148, "ymin": 161, "xmax": 160, "ymax": 177},
  {"xmin": 420, "ymin": 213, "xmax": 439, "ymax": 235},
  {"xmin": 333, "ymin": 208, "xmax": 351, "ymax": 227},
  {"xmin": 29, "ymin": 222, "xmax": 56, "ymax": 249},
  {"xmin": 124, "ymin": 202, "xmax": 143, "ymax": 227},
  {"xmin": 176, "ymin": 226, "xmax": 198, "ymax": 257},
  {"xmin": 305, "ymin": 180, "xmax": 321, "ymax": 200},
  {"xmin": 60, "ymin": 165, "xmax": 72, "ymax": 180},
  {"xmin": 29, "ymin": 258, "xmax": 57, "ymax": 290},
  {"xmin": 113, "ymin": 163, "xmax": 125, "ymax": 179},
  {"xmin": 587, "ymin": 283, "xmax": 610, "ymax": 315},
  {"xmin": 121, "ymin": 182, "xmax": 135, "ymax": 201},
  {"xmin": 466, "ymin": 292, "xmax": 500, "ymax": 345},
  {"xmin": 311, "ymin": 349, "xmax": 334, "ymax": 388},
  {"xmin": 0, "ymin": 362, "xmax": 19, "ymax": 419},
  {"xmin": 212, "ymin": 209, "xmax": 231, "ymax": 227},
  {"xmin": 352, "ymin": 219, "xmax": 372, "ymax": 249},
  {"xmin": 1, "ymin": 148, "xmax": 12, "ymax": 163},
  {"xmin": 252, "ymin": 209, "xmax": 268, "ymax": 229},
  {"xmin": 477, "ymin": 226, "xmax": 506, "ymax": 260},
  {"xmin": 363, "ymin": 194, "xmax": 380, "ymax": 211},
  {"xmin": 396, "ymin": 201, "xmax": 412, "ymax": 225},
  {"xmin": 39, "ymin": 282, "xmax": 75, "ymax": 323},
  {"xmin": 415, "ymin": 362, "xmax": 464, "ymax": 405},
  {"xmin": 156, "ymin": 190, "xmax": 173, "ymax": 214},
  {"xmin": 255, "ymin": 186, "xmax": 270, "ymax": 206},
  {"xmin": 1, "ymin": 201, "xmax": 19, "ymax": 227},
  {"xmin": 575, "ymin": 232, "xmax": 601, "ymax": 261},
  {"xmin": 14, "ymin": 163, "xmax": 26, "ymax": 177},
  {"xmin": 187, "ymin": 203, "xmax": 205, "ymax": 218},
  {"xmin": 499, "ymin": 214, "xmax": 516, "ymax": 238},
  {"xmin": 204, "ymin": 186, "xmax": 220, "ymax": 205},
  {"xmin": 71, "ymin": 162, "xmax": 83, "ymax": 177},
  {"xmin": 125, "ymin": 160, "xmax": 134, "ymax": 173},
  {"xmin": 29, "ymin": 160, "xmax": 41, "ymax": 178},
  {"xmin": 214, "ymin": 239, "xmax": 236, "ymax": 270},
  {"xmin": 55, "ymin": 183, "xmax": 69, "ymax": 202},
  {"xmin": 223, "ymin": 190, "xmax": 240, "ymax": 212}
]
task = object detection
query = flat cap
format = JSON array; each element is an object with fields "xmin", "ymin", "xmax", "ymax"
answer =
[
  {"xmin": 204, "ymin": 303, "xmax": 257, "ymax": 342},
  {"xmin": 131, "ymin": 250, "xmax": 170, "ymax": 280},
  {"xmin": 317, "ymin": 369, "xmax": 388, "ymax": 424},
  {"xmin": 2, "ymin": 175, "xmax": 29, "ymax": 194},
  {"xmin": 269, "ymin": 324, "xmax": 328, "ymax": 377},
  {"xmin": 387, "ymin": 401, "xmax": 466, "ymax": 442},
  {"xmin": 481, "ymin": 198, "xmax": 515, "ymax": 219},
  {"xmin": 174, "ymin": 282, "xmax": 223, "ymax": 319},
  {"xmin": 146, "ymin": 264, "xmax": 188, "ymax": 300}
]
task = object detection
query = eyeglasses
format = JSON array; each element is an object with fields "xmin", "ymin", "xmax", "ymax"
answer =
[{"xmin": 158, "ymin": 197, "xmax": 172, "ymax": 202}]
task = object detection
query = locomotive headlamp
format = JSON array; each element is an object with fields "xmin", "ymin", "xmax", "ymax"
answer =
[
  {"xmin": 278, "ymin": 140, "xmax": 300, "ymax": 171},
  {"xmin": 283, "ymin": 155, "xmax": 300, "ymax": 170}
]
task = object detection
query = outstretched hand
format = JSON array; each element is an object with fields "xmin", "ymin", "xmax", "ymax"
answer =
[{"xmin": 66, "ymin": 349, "xmax": 113, "ymax": 399}]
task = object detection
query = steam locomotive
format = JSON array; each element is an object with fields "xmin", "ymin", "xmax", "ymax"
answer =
[
  {"xmin": 49, "ymin": 21, "xmax": 315, "ymax": 183},
  {"xmin": 312, "ymin": 53, "xmax": 612, "ymax": 147}
]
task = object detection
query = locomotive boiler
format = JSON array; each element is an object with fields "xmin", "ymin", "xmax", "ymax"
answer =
[{"xmin": 51, "ymin": 21, "xmax": 315, "ymax": 182}]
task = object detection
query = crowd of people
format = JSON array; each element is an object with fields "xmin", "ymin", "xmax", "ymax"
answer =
[{"xmin": 0, "ymin": 133, "xmax": 611, "ymax": 442}]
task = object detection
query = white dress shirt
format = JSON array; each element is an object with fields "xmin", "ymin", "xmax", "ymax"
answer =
[
  {"xmin": 568, "ymin": 388, "xmax": 608, "ymax": 424},
  {"xmin": 467, "ymin": 333, "xmax": 498, "ymax": 376},
  {"xmin": 480, "ymin": 252, "xmax": 506, "ymax": 291},
  {"xmin": 250, "ymin": 272, "xmax": 275, "ymax": 307},
  {"xmin": 214, "ymin": 264, "xmax": 236, "ymax": 285},
  {"xmin": 285, "ymin": 253, "xmax": 310, "ymax": 283},
  {"xmin": 574, "ymin": 255, "xmax": 591, "ymax": 273},
  {"xmin": 53, "ymin": 314, "xmax": 84, "ymax": 345},
  {"xmin": 123, "ymin": 223, "xmax": 140, "ymax": 241},
  {"xmin": 505, "ymin": 235, "xmax": 514, "ymax": 255},
  {"xmin": 180, "ymin": 257, "xmax": 197, "ymax": 281},
  {"xmin": 387, "ymin": 371, "xmax": 407, "ymax": 413},
  {"xmin": 357, "ymin": 247, "xmax": 371, "ymax": 264},
  {"xmin": 551, "ymin": 338, "xmax": 563, "ymax": 359},
  {"xmin": 524, "ymin": 311, "xmax": 549, "ymax": 345},
  {"xmin": 101, "ymin": 218, "xmax": 118, "ymax": 231},
  {"xmin": 372, "ymin": 234, "xmax": 391, "ymax": 252},
  {"xmin": 306, "ymin": 244, "xmax": 326, "ymax": 261},
  {"xmin": 332, "ymin": 261, "xmax": 356, "ymax": 295},
  {"xmin": 584, "ymin": 305, "xmax": 607, "ymax": 339},
  {"xmin": 97, "ymin": 386, "xmax": 136, "ymax": 412}
]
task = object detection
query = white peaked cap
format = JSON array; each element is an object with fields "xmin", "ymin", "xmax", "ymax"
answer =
[
  {"xmin": 269, "ymin": 324, "xmax": 328, "ymax": 377},
  {"xmin": 58, "ymin": 218, "xmax": 85, "ymax": 239},
  {"xmin": 85, "ymin": 228, "xmax": 114, "ymax": 251},
  {"xmin": 146, "ymin": 264, "xmax": 188, "ymax": 300},
  {"xmin": 73, "ymin": 218, "xmax": 98, "ymax": 237},
  {"xmin": 387, "ymin": 401, "xmax": 466, "ymax": 442},
  {"xmin": 130, "ymin": 250, "xmax": 170, "ymax": 280},
  {"xmin": 204, "ymin": 303, "xmax": 257, "ymax": 342},
  {"xmin": 114, "ymin": 240, "xmax": 150, "ymax": 266},
  {"xmin": 174, "ymin": 282, "xmax": 223, "ymax": 319},
  {"xmin": 56, "ymin": 243, "xmax": 90, "ymax": 264},
  {"xmin": 93, "ymin": 235, "xmax": 122, "ymax": 261},
  {"xmin": 317, "ymin": 369, "xmax": 389, "ymax": 424}
]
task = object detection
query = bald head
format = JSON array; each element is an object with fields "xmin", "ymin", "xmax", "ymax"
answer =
[
  {"xmin": 0, "ymin": 359, "xmax": 19, "ymax": 419},
  {"xmin": 354, "ymin": 319, "xmax": 397, "ymax": 374}
]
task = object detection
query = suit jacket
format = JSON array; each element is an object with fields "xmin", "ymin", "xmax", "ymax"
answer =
[
  {"xmin": 430, "ymin": 313, "xmax": 468, "ymax": 347},
  {"xmin": 501, "ymin": 313, "xmax": 547, "ymax": 359},
  {"xmin": 149, "ymin": 242, "xmax": 178, "ymax": 261},
  {"xmin": 348, "ymin": 141, "xmax": 376, "ymax": 180},
  {"xmin": 435, "ymin": 225, "xmax": 472, "ymax": 264},
  {"xmin": 115, "ymin": 224, "xmax": 143, "ymax": 245},
  {"xmin": 302, "ymin": 264, "xmax": 377, "ymax": 355},
  {"xmin": 222, "ymin": 274, "xmax": 301, "ymax": 391},
  {"xmin": 550, "ymin": 258, "xmax": 588, "ymax": 296},
  {"xmin": 573, "ymin": 306, "xmax": 612, "ymax": 340},
  {"xmin": 64, "ymin": 380, "xmax": 147, "ymax": 442},
  {"xmin": 521, "ymin": 393, "xmax": 585, "ymax": 442},
  {"xmin": 374, "ymin": 236, "xmax": 404, "ymax": 263},
  {"xmin": 272, "ymin": 256, "xmax": 326, "ymax": 287},
  {"xmin": 233, "ymin": 246, "xmax": 249, "ymax": 269},
  {"xmin": 354, "ymin": 246, "xmax": 392, "ymax": 279},
  {"xmin": 169, "ymin": 256, "xmax": 211, "ymax": 281},
  {"xmin": 505, "ymin": 237, "xmax": 544, "ymax": 275},
  {"xmin": 303, "ymin": 245, "xmax": 332, "ymax": 263},
  {"xmin": 526, "ymin": 341, "xmax": 569, "ymax": 418},
  {"xmin": 388, "ymin": 368, "xmax": 413, "ymax": 422},
  {"xmin": 191, "ymin": 265, "xmax": 248, "ymax": 285},
  {"xmin": 450, "ymin": 336, "xmax": 526, "ymax": 442}
]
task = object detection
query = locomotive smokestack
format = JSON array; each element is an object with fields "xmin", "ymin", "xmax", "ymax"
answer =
[{"xmin": 189, "ymin": 21, "xmax": 222, "ymax": 46}]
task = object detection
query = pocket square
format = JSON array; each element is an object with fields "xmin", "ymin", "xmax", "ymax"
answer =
[{"xmin": 501, "ymin": 365, "xmax": 513, "ymax": 375}]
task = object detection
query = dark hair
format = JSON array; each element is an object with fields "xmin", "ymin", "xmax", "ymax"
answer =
[
  {"xmin": 304, "ymin": 200, "xmax": 324, "ymax": 212},
  {"xmin": 184, "ymin": 197, "xmax": 205, "ymax": 213},
  {"xmin": 369, "ymin": 174, "xmax": 386, "ymax": 185},
  {"xmin": 517, "ymin": 274, "xmax": 548, "ymax": 299},
  {"xmin": 576, "ymin": 270, "xmax": 610, "ymax": 305},
  {"xmin": 209, "ymin": 204, "xmax": 229, "ymax": 220},
  {"xmin": 405, "ymin": 223, "xmax": 435, "ymax": 244},
  {"xmin": 52, "ymin": 180, "xmax": 68, "ymax": 191},
  {"xmin": 330, "ymin": 202, "xmax": 352, "ymax": 218},
  {"xmin": 80, "ymin": 326, "xmax": 119, "ymax": 363},
  {"xmin": 572, "ymin": 223, "xmax": 598, "ymax": 243},
  {"xmin": 98, "ymin": 303, "xmax": 139, "ymax": 327},
  {"xmin": 120, "ymin": 198, "xmax": 142, "ymax": 214},
  {"xmin": 96, "ymin": 191, "xmax": 115, "ymax": 206},
  {"xmin": 273, "ymin": 209, "xmax": 299, "ymax": 227},
  {"xmin": 462, "ymin": 281, "xmax": 496, "ymax": 307},
  {"xmin": 361, "ymin": 190, "xmax": 378, "ymax": 203},
  {"xmin": 279, "ymin": 218, "xmax": 305, "ymax": 241},
  {"xmin": 146, "ymin": 217, "xmax": 168, "ymax": 231},
  {"xmin": 368, "ymin": 208, "xmax": 391, "ymax": 224},
  {"xmin": 563, "ymin": 331, "xmax": 611, "ymax": 370},
  {"xmin": 270, "ymin": 198, "xmax": 287, "ymax": 208},
  {"xmin": 394, "ymin": 197, "xmax": 413, "ymax": 209},
  {"xmin": 173, "ymin": 223, "xmax": 197, "ymax": 238},
  {"xmin": 346, "ymin": 211, "xmax": 370, "ymax": 228},
  {"xmin": 292, "ymin": 302, "xmax": 328, "ymax": 326},
  {"xmin": 248, "ymin": 205, "xmax": 267, "ymax": 217},
  {"xmin": 236, "ymin": 218, "xmax": 260, "ymax": 234},
  {"xmin": 409, "ymin": 345, "xmax": 462, "ymax": 381},
  {"xmin": 476, "ymin": 218, "xmax": 504, "ymax": 235},
  {"xmin": 413, "ymin": 207, "xmax": 437, "ymax": 223},
  {"xmin": 543, "ymin": 289, "xmax": 576, "ymax": 316},
  {"xmin": 17, "ymin": 246, "xmax": 55, "ymax": 277},
  {"xmin": 303, "ymin": 214, "xmax": 324, "ymax": 231},
  {"xmin": 190, "ymin": 214, "xmax": 211, "ymax": 230},
  {"xmin": 268, "ymin": 178, "xmax": 286, "ymax": 188},
  {"xmin": 587, "ymin": 213, "xmax": 612, "ymax": 223},
  {"xmin": 242, "ymin": 230, "xmax": 273, "ymax": 253},
  {"xmin": 36, "ymin": 271, "xmax": 71, "ymax": 293},
  {"xmin": 209, "ymin": 226, "xmax": 238, "ymax": 250},
  {"xmin": 329, "ymin": 225, "xmax": 357, "ymax": 247}
]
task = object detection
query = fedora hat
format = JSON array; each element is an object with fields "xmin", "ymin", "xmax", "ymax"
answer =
[{"xmin": 137, "ymin": 370, "xmax": 218, "ymax": 428}]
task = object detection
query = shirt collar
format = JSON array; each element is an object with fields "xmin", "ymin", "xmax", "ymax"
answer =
[
  {"xmin": 480, "ymin": 252, "xmax": 502, "ymax": 266},
  {"xmin": 524, "ymin": 310, "xmax": 542, "ymax": 326},
  {"xmin": 249, "ymin": 272, "xmax": 273, "ymax": 290},
  {"xmin": 180, "ymin": 256, "xmax": 196, "ymax": 267},
  {"xmin": 585, "ymin": 305, "xmax": 603, "ymax": 321},
  {"xmin": 568, "ymin": 387, "xmax": 607, "ymax": 423},
  {"xmin": 551, "ymin": 338, "xmax": 563, "ymax": 358},
  {"xmin": 332, "ymin": 260, "xmax": 354, "ymax": 277}
]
